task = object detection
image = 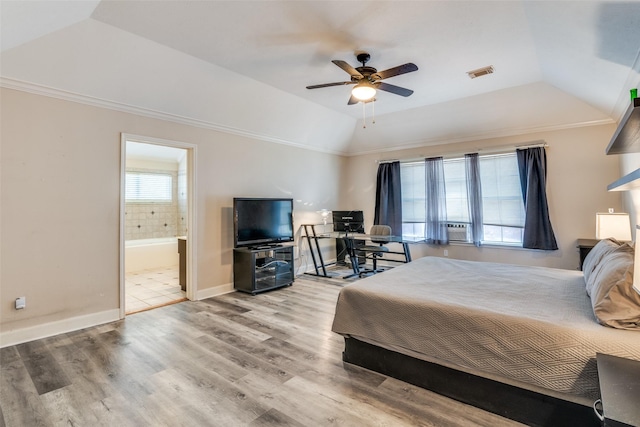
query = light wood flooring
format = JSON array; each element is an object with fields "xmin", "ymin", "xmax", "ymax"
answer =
[{"xmin": 0, "ymin": 275, "xmax": 523, "ymax": 426}]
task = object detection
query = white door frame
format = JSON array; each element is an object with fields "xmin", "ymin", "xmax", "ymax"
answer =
[{"xmin": 119, "ymin": 133, "xmax": 198, "ymax": 318}]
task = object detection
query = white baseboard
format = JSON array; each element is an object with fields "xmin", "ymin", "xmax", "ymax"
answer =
[
  {"xmin": 0, "ymin": 309, "xmax": 121, "ymax": 348},
  {"xmin": 196, "ymin": 282, "xmax": 234, "ymax": 300},
  {"xmin": 0, "ymin": 283, "xmax": 237, "ymax": 348}
]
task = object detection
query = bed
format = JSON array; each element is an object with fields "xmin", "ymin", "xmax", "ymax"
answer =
[{"xmin": 331, "ymin": 240, "xmax": 640, "ymax": 427}]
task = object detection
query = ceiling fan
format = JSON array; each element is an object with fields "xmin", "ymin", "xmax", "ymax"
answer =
[{"xmin": 306, "ymin": 52, "xmax": 418, "ymax": 105}]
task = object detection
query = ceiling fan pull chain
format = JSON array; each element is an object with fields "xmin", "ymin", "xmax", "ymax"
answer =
[
  {"xmin": 362, "ymin": 101, "xmax": 367, "ymax": 128},
  {"xmin": 372, "ymin": 99, "xmax": 376, "ymax": 125}
]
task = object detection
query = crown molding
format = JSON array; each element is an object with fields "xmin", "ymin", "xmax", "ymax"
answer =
[
  {"xmin": 0, "ymin": 77, "xmax": 349, "ymax": 156},
  {"xmin": 2, "ymin": 77, "xmax": 619, "ymax": 159},
  {"xmin": 345, "ymin": 118, "xmax": 615, "ymax": 157}
]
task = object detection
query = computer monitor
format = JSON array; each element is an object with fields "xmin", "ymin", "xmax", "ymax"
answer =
[{"xmin": 332, "ymin": 210, "xmax": 364, "ymax": 233}]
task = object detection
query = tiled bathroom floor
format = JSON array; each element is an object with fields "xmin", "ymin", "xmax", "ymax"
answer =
[{"xmin": 125, "ymin": 267, "xmax": 186, "ymax": 314}]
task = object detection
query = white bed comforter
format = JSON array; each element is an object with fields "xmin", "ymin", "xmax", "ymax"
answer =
[{"xmin": 331, "ymin": 256, "xmax": 640, "ymax": 404}]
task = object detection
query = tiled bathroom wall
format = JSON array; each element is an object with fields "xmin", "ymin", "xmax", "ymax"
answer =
[{"xmin": 125, "ymin": 168, "xmax": 179, "ymax": 240}]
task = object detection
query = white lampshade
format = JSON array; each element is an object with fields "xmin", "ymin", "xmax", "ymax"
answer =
[
  {"xmin": 595, "ymin": 212, "xmax": 632, "ymax": 241},
  {"xmin": 634, "ymin": 226, "xmax": 640, "ymax": 295},
  {"xmin": 352, "ymin": 82, "xmax": 376, "ymax": 101}
]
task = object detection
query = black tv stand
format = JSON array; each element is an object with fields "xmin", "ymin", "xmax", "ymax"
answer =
[
  {"xmin": 233, "ymin": 245, "xmax": 294, "ymax": 294},
  {"xmin": 251, "ymin": 244, "xmax": 283, "ymax": 250}
]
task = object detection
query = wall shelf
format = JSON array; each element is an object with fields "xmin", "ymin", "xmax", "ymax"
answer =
[
  {"xmin": 606, "ymin": 97, "xmax": 640, "ymax": 192},
  {"xmin": 606, "ymin": 97, "xmax": 640, "ymax": 155},
  {"xmin": 608, "ymin": 167, "xmax": 640, "ymax": 191}
]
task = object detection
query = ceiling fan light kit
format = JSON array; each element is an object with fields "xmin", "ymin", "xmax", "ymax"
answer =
[
  {"xmin": 352, "ymin": 81, "xmax": 377, "ymax": 101},
  {"xmin": 306, "ymin": 52, "xmax": 418, "ymax": 106}
]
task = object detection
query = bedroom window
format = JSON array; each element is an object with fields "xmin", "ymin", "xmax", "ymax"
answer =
[
  {"xmin": 400, "ymin": 153, "xmax": 525, "ymax": 246},
  {"xmin": 125, "ymin": 172, "xmax": 173, "ymax": 202},
  {"xmin": 479, "ymin": 154, "xmax": 525, "ymax": 244}
]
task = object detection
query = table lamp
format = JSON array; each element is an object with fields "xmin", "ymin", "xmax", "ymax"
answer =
[
  {"xmin": 596, "ymin": 210, "xmax": 632, "ymax": 241},
  {"xmin": 318, "ymin": 209, "xmax": 331, "ymax": 226}
]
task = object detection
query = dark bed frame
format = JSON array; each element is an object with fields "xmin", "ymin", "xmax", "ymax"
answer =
[{"xmin": 342, "ymin": 337, "xmax": 600, "ymax": 427}]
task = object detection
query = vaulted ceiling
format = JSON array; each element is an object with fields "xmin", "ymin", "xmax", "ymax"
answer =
[{"xmin": 2, "ymin": 1, "xmax": 640, "ymax": 155}]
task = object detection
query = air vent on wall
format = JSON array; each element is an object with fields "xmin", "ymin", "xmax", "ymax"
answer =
[{"xmin": 467, "ymin": 66, "xmax": 495, "ymax": 79}]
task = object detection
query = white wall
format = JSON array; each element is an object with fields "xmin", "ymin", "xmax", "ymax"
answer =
[
  {"xmin": 0, "ymin": 88, "xmax": 346, "ymax": 344},
  {"xmin": 341, "ymin": 124, "xmax": 622, "ymax": 270}
]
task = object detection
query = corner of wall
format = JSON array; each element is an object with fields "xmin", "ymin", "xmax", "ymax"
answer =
[{"xmin": 196, "ymin": 283, "xmax": 235, "ymax": 300}]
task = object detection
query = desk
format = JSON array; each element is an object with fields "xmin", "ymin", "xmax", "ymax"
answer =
[
  {"xmin": 302, "ymin": 224, "xmax": 415, "ymax": 278},
  {"xmin": 301, "ymin": 224, "xmax": 334, "ymax": 277}
]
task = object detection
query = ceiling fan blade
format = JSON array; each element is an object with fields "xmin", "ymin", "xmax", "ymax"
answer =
[
  {"xmin": 376, "ymin": 82, "xmax": 414, "ymax": 97},
  {"xmin": 306, "ymin": 81, "xmax": 355, "ymax": 90},
  {"xmin": 376, "ymin": 63, "xmax": 418, "ymax": 80},
  {"xmin": 332, "ymin": 60, "xmax": 364, "ymax": 78}
]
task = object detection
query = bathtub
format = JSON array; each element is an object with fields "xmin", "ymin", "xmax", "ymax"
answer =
[{"xmin": 125, "ymin": 237, "xmax": 179, "ymax": 273}]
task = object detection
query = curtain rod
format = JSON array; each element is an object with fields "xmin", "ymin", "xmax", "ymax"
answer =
[{"xmin": 376, "ymin": 141, "xmax": 548, "ymax": 164}]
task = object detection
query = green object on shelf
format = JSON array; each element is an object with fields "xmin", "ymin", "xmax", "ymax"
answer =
[{"xmin": 631, "ymin": 88, "xmax": 638, "ymax": 100}]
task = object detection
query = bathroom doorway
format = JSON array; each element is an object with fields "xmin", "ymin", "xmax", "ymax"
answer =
[{"xmin": 120, "ymin": 134, "xmax": 197, "ymax": 317}]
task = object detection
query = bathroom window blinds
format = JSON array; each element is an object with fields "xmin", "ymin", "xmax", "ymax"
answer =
[{"xmin": 125, "ymin": 172, "xmax": 173, "ymax": 202}]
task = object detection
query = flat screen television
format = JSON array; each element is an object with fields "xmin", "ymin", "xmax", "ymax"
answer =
[
  {"xmin": 332, "ymin": 210, "xmax": 365, "ymax": 233},
  {"xmin": 233, "ymin": 198, "xmax": 294, "ymax": 248}
]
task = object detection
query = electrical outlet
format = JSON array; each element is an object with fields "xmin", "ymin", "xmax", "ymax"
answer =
[
  {"xmin": 443, "ymin": 249, "xmax": 449, "ymax": 257},
  {"xmin": 15, "ymin": 297, "xmax": 26, "ymax": 310}
]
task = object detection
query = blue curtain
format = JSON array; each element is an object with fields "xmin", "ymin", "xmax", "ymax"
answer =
[
  {"xmin": 465, "ymin": 153, "xmax": 483, "ymax": 247},
  {"xmin": 516, "ymin": 147, "xmax": 558, "ymax": 250},
  {"xmin": 425, "ymin": 157, "xmax": 449, "ymax": 244},
  {"xmin": 374, "ymin": 161, "xmax": 402, "ymax": 235}
]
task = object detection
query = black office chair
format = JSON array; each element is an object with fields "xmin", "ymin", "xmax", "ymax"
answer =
[{"xmin": 357, "ymin": 225, "xmax": 392, "ymax": 277}]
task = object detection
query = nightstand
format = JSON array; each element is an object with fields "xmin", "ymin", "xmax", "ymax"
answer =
[
  {"xmin": 595, "ymin": 353, "xmax": 640, "ymax": 427},
  {"xmin": 577, "ymin": 239, "xmax": 600, "ymax": 270}
]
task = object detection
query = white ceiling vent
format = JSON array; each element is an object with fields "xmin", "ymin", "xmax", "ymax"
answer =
[{"xmin": 467, "ymin": 66, "xmax": 495, "ymax": 79}]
